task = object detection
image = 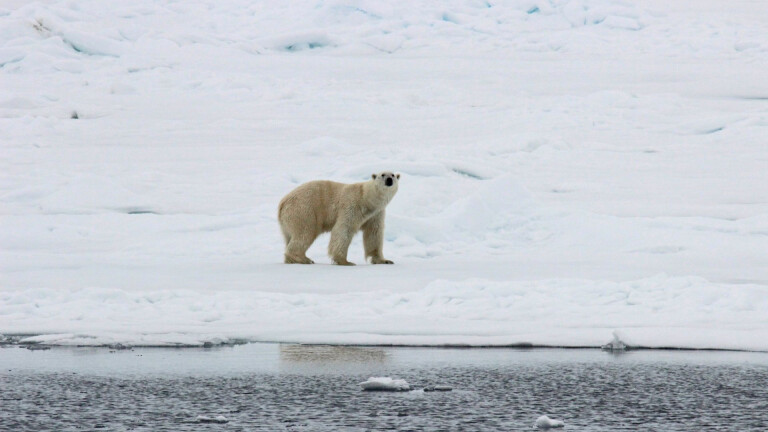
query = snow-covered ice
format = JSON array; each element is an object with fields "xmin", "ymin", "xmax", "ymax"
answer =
[
  {"xmin": 535, "ymin": 415, "xmax": 565, "ymax": 429},
  {"xmin": 1, "ymin": 0, "xmax": 767, "ymax": 350},
  {"xmin": 359, "ymin": 377, "xmax": 411, "ymax": 392}
]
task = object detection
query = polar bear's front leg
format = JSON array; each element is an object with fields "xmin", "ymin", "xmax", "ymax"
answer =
[
  {"xmin": 363, "ymin": 212, "xmax": 393, "ymax": 264},
  {"xmin": 329, "ymin": 221, "xmax": 357, "ymax": 266}
]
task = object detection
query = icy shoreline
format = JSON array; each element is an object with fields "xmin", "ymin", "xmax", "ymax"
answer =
[
  {"xmin": 3, "ymin": 274, "xmax": 767, "ymax": 351},
  {"xmin": 5, "ymin": 341, "xmax": 768, "ymax": 353}
]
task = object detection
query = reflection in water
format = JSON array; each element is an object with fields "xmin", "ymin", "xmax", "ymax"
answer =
[{"xmin": 279, "ymin": 344, "xmax": 388, "ymax": 365}]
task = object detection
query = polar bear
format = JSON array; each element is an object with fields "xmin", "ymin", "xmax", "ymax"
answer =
[{"xmin": 278, "ymin": 172, "xmax": 400, "ymax": 265}]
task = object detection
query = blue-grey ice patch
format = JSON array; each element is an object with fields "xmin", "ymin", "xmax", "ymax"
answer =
[
  {"xmin": 535, "ymin": 415, "xmax": 565, "ymax": 429},
  {"xmin": 262, "ymin": 31, "xmax": 334, "ymax": 52},
  {"xmin": 359, "ymin": 377, "xmax": 410, "ymax": 391},
  {"xmin": 31, "ymin": 15, "xmax": 124, "ymax": 57},
  {"xmin": 0, "ymin": 48, "xmax": 25, "ymax": 68},
  {"xmin": 676, "ymin": 115, "xmax": 741, "ymax": 135}
]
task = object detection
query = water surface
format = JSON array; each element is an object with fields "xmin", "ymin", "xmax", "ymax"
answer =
[{"xmin": 2, "ymin": 344, "xmax": 767, "ymax": 431}]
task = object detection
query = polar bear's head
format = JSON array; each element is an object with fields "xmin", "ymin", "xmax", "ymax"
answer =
[
  {"xmin": 371, "ymin": 171, "xmax": 400, "ymax": 198},
  {"xmin": 372, "ymin": 171, "xmax": 400, "ymax": 186}
]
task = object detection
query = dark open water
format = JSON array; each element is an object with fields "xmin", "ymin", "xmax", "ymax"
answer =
[{"xmin": 1, "ymin": 344, "xmax": 767, "ymax": 431}]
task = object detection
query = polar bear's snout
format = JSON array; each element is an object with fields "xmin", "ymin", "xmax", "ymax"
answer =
[{"xmin": 372, "ymin": 172, "xmax": 400, "ymax": 187}]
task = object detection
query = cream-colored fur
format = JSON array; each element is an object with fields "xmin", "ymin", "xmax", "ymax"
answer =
[{"xmin": 278, "ymin": 172, "xmax": 399, "ymax": 265}]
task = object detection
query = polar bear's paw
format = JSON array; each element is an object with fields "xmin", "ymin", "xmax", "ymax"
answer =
[
  {"xmin": 285, "ymin": 254, "xmax": 314, "ymax": 264},
  {"xmin": 332, "ymin": 257, "xmax": 356, "ymax": 266},
  {"xmin": 370, "ymin": 257, "xmax": 394, "ymax": 265}
]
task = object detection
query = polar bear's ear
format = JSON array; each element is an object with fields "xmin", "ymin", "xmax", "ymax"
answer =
[
  {"xmin": 396, "ymin": 173, "xmax": 400, "ymax": 179},
  {"xmin": 372, "ymin": 173, "xmax": 377, "ymax": 180}
]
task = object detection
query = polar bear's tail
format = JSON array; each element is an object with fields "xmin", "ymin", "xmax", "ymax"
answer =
[{"xmin": 278, "ymin": 200, "xmax": 290, "ymax": 246}]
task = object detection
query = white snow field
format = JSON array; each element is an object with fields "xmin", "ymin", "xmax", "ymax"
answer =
[{"xmin": 1, "ymin": 0, "xmax": 767, "ymax": 349}]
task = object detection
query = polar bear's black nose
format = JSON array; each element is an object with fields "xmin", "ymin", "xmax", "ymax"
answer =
[{"xmin": 385, "ymin": 178, "xmax": 393, "ymax": 187}]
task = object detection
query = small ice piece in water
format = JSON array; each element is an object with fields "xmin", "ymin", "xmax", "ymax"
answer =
[
  {"xmin": 602, "ymin": 331, "xmax": 628, "ymax": 351},
  {"xmin": 535, "ymin": 415, "xmax": 565, "ymax": 429},
  {"xmin": 359, "ymin": 377, "xmax": 410, "ymax": 391},
  {"xmin": 108, "ymin": 343, "xmax": 130, "ymax": 350},
  {"xmin": 196, "ymin": 415, "xmax": 229, "ymax": 424},
  {"xmin": 25, "ymin": 344, "xmax": 51, "ymax": 351},
  {"xmin": 423, "ymin": 385, "xmax": 453, "ymax": 392}
]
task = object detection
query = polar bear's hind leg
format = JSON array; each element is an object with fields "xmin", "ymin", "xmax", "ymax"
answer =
[{"xmin": 284, "ymin": 231, "xmax": 316, "ymax": 264}]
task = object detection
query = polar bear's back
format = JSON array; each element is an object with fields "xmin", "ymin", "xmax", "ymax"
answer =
[{"xmin": 279, "ymin": 180, "xmax": 353, "ymax": 233}]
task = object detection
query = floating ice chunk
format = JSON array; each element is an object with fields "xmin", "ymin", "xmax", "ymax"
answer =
[
  {"xmin": 25, "ymin": 344, "xmax": 51, "ymax": 351},
  {"xmin": 535, "ymin": 415, "xmax": 565, "ymax": 429},
  {"xmin": 359, "ymin": 377, "xmax": 410, "ymax": 391},
  {"xmin": 602, "ymin": 332, "xmax": 628, "ymax": 351},
  {"xmin": 423, "ymin": 385, "xmax": 452, "ymax": 392},
  {"xmin": 196, "ymin": 415, "xmax": 228, "ymax": 424}
]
